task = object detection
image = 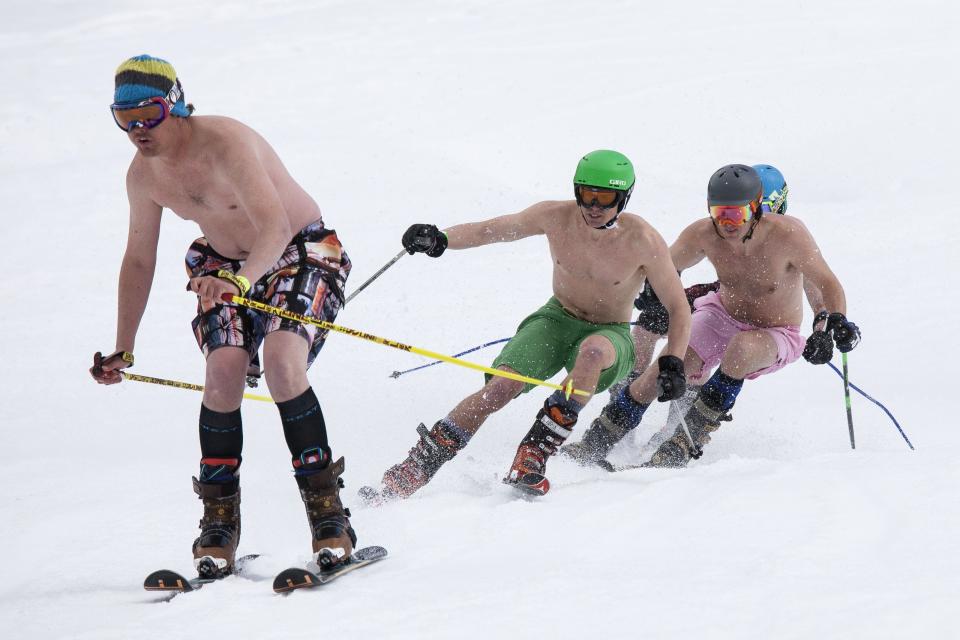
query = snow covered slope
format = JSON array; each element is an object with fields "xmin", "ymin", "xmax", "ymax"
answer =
[{"xmin": 1, "ymin": 1, "xmax": 957, "ymax": 638}]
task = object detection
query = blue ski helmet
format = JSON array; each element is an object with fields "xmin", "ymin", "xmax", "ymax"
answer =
[{"xmin": 753, "ymin": 164, "xmax": 788, "ymax": 215}]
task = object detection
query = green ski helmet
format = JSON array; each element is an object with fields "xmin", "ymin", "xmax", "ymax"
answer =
[{"xmin": 573, "ymin": 150, "xmax": 636, "ymax": 219}]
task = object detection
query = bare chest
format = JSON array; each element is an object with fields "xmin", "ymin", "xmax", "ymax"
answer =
[
  {"xmin": 708, "ymin": 244, "xmax": 798, "ymax": 294},
  {"xmin": 549, "ymin": 234, "xmax": 641, "ymax": 285},
  {"xmin": 148, "ymin": 161, "xmax": 242, "ymax": 219}
]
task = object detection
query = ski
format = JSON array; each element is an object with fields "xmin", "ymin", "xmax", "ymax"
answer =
[
  {"xmin": 272, "ymin": 546, "xmax": 388, "ymax": 593},
  {"xmin": 143, "ymin": 553, "xmax": 259, "ymax": 594}
]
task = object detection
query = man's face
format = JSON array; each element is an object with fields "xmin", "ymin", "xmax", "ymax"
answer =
[
  {"xmin": 111, "ymin": 96, "xmax": 175, "ymax": 156},
  {"xmin": 125, "ymin": 115, "xmax": 173, "ymax": 156},
  {"xmin": 576, "ymin": 185, "xmax": 622, "ymax": 228}
]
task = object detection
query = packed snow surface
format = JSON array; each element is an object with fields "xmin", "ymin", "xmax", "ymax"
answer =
[{"xmin": 1, "ymin": 1, "xmax": 957, "ymax": 638}]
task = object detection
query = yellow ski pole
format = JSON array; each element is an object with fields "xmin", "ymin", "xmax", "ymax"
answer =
[
  {"xmin": 224, "ymin": 294, "xmax": 589, "ymax": 399},
  {"xmin": 121, "ymin": 371, "xmax": 274, "ymax": 403}
]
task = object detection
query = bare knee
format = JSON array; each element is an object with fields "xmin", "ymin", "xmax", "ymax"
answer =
[
  {"xmin": 720, "ymin": 332, "xmax": 774, "ymax": 379},
  {"xmin": 204, "ymin": 350, "xmax": 247, "ymax": 410},
  {"xmin": 264, "ymin": 360, "xmax": 308, "ymax": 402},
  {"xmin": 577, "ymin": 336, "xmax": 615, "ymax": 369}
]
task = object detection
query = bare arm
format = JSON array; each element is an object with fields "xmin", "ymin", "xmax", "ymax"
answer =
[
  {"xmin": 791, "ymin": 220, "xmax": 846, "ymax": 318},
  {"xmin": 115, "ymin": 167, "xmax": 163, "ymax": 352},
  {"xmin": 803, "ymin": 277, "xmax": 827, "ymax": 327},
  {"xmin": 669, "ymin": 222, "xmax": 708, "ymax": 273},
  {"xmin": 644, "ymin": 228, "xmax": 690, "ymax": 359},
  {"xmin": 223, "ymin": 143, "xmax": 293, "ymax": 285},
  {"xmin": 444, "ymin": 201, "xmax": 551, "ymax": 250}
]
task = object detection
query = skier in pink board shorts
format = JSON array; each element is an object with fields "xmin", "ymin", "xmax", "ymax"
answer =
[{"xmin": 564, "ymin": 164, "xmax": 861, "ymax": 468}]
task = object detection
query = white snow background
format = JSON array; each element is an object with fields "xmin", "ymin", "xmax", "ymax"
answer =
[{"xmin": 0, "ymin": 1, "xmax": 957, "ymax": 638}]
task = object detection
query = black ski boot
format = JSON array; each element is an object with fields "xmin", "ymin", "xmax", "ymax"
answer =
[
  {"xmin": 192, "ymin": 477, "xmax": 241, "ymax": 577},
  {"xmin": 561, "ymin": 405, "xmax": 634, "ymax": 467},
  {"xmin": 646, "ymin": 398, "xmax": 730, "ymax": 468},
  {"xmin": 297, "ymin": 456, "xmax": 358, "ymax": 568}
]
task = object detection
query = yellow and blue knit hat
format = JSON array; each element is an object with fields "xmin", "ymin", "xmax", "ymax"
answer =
[{"xmin": 114, "ymin": 54, "xmax": 191, "ymax": 117}]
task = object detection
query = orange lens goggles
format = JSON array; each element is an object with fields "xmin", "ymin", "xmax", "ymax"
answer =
[
  {"xmin": 111, "ymin": 98, "xmax": 168, "ymax": 131},
  {"xmin": 577, "ymin": 185, "xmax": 620, "ymax": 208},
  {"xmin": 709, "ymin": 203, "xmax": 755, "ymax": 227}
]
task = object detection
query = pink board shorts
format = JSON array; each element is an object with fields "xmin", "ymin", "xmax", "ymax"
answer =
[{"xmin": 688, "ymin": 291, "xmax": 805, "ymax": 381}]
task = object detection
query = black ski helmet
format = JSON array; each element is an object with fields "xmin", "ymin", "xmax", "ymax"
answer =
[{"xmin": 707, "ymin": 164, "xmax": 763, "ymax": 207}]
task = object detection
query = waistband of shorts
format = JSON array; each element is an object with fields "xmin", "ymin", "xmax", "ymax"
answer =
[
  {"xmin": 546, "ymin": 297, "xmax": 630, "ymax": 328},
  {"xmin": 701, "ymin": 291, "xmax": 800, "ymax": 332}
]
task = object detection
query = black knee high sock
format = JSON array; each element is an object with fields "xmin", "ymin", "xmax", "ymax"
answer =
[
  {"xmin": 277, "ymin": 387, "xmax": 330, "ymax": 475},
  {"xmin": 198, "ymin": 404, "xmax": 243, "ymax": 483}
]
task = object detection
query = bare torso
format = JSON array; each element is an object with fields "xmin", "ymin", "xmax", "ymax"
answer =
[
  {"xmin": 688, "ymin": 216, "xmax": 809, "ymax": 327},
  {"xmin": 543, "ymin": 202, "xmax": 654, "ymax": 324},
  {"xmin": 131, "ymin": 115, "xmax": 321, "ymax": 257}
]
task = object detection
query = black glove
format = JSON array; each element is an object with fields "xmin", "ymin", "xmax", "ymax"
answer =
[
  {"xmin": 634, "ymin": 282, "xmax": 669, "ymax": 335},
  {"xmin": 802, "ymin": 331, "xmax": 834, "ymax": 365},
  {"xmin": 402, "ymin": 224, "xmax": 448, "ymax": 257},
  {"xmin": 826, "ymin": 313, "xmax": 861, "ymax": 353},
  {"xmin": 684, "ymin": 281, "xmax": 720, "ymax": 310},
  {"xmin": 655, "ymin": 355, "xmax": 686, "ymax": 402}
]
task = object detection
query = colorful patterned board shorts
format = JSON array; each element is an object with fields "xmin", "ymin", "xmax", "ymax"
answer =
[
  {"xmin": 688, "ymin": 291, "xmax": 805, "ymax": 382},
  {"xmin": 185, "ymin": 220, "xmax": 351, "ymax": 369},
  {"xmin": 488, "ymin": 297, "xmax": 636, "ymax": 394}
]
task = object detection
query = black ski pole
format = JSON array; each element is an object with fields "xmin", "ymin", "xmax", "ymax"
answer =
[
  {"xmin": 842, "ymin": 352, "xmax": 855, "ymax": 449},
  {"xmin": 344, "ymin": 249, "xmax": 406, "ymax": 305}
]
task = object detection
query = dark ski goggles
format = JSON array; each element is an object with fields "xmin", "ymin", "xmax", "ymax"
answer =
[
  {"xmin": 110, "ymin": 80, "xmax": 182, "ymax": 131},
  {"xmin": 575, "ymin": 184, "xmax": 622, "ymax": 209}
]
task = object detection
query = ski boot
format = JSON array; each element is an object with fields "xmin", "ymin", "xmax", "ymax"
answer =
[
  {"xmin": 561, "ymin": 404, "xmax": 634, "ymax": 468},
  {"xmin": 645, "ymin": 398, "xmax": 730, "ymax": 468},
  {"xmin": 297, "ymin": 456, "xmax": 357, "ymax": 569},
  {"xmin": 504, "ymin": 402, "xmax": 577, "ymax": 496},
  {"xmin": 192, "ymin": 477, "xmax": 241, "ymax": 578},
  {"xmin": 377, "ymin": 422, "xmax": 463, "ymax": 500}
]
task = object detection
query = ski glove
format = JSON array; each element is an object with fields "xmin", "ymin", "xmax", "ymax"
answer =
[
  {"xmin": 402, "ymin": 224, "xmax": 448, "ymax": 257},
  {"xmin": 656, "ymin": 355, "xmax": 686, "ymax": 402},
  {"xmin": 634, "ymin": 282, "xmax": 669, "ymax": 335},
  {"xmin": 802, "ymin": 331, "xmax": 834, "ymax": 365},
  {"xmin": 634, "ymin": 280, "xmax": 721, "ymax": 336},
  {"xmin": 826, "ymin": 312, "xmax": 861, "ymax": 353}
]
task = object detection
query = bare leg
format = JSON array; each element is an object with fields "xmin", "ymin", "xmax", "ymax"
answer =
[
  {"xmin": 718, "ymin": 330, "xmax": 778, "ymax": 378},
  {"xmin": 446, "ymin": 367, "xmax": 526, "ymax": 434},
  {"xmin": 262, "ymin": 331, "xmax": 311, "ymax": 403},
  {"xmin": 631, "ymin": 325, "xmax": 662, "ymax": 375},
  {"xmin": 562, "ymin": 334, "xmax": 618, "ymax": 405},
  {"xmin": 202, "ymin": 346, "xmax": 249, "ymax": 411}
]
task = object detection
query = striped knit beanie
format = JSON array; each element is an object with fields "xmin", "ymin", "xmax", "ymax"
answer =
[{"xmin": 114, "ymin": 55, "xmax": 191, "ymax": 117}]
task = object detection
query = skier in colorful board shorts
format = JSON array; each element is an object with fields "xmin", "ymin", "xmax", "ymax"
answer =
[{"xmin": 89, "ymin": 55, "xmax": 358, "ymax": 574}]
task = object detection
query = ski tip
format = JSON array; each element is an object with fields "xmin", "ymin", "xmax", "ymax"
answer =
[
  {"xmin": 144, "ymin": 569, "xmax": 195, "ymax": 592},
  {"xmin": 272, "ymin": 567, "xmax": 321, "ymax": 594}
]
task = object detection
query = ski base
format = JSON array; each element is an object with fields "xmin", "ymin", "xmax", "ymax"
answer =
[
  {"xmin": 273, "ymin": 546, "xmax": 388, "ymax": 593},
  {"xmin": 143, "ymin": 553, "xmax": 259, "ymax": 593}
]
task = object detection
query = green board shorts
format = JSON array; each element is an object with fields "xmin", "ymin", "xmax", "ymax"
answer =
[{"xmin": 487, "ymin": 297, "xmax": 636, "ymax": 394}]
